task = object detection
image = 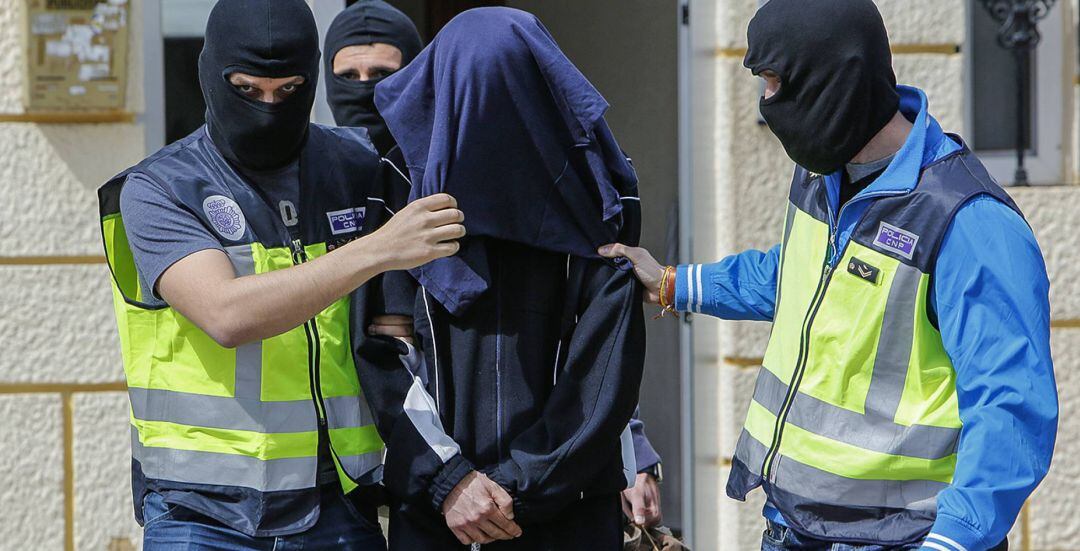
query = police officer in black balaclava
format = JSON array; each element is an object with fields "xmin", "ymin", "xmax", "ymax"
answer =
[
  {"xmin": 598, "ymin": 1, "xmax": 1042, "ymax": 550},
  {"xmin": 743, "ymin": 0, "xmax": 900, "ymax": 177},
  {"xmin": 322, "ymin": 0, "xmax": 427, "ymax": 350},
  {"xmin": 100, "ymin": 0, "xmax": 466, "ymax": 547},
  {"xmin": 324, "ymin": 0, "xmax": 424, "ymax": 156},
  {"xmin": 200, "ymin": 0, "xmax": 320, "ymax": 170}
]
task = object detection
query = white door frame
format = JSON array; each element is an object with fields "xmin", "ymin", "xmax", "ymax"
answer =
[
  {"xmin": 678, "ymin": 0, "xmax": 695, "ymax": 546},
  {"xmin": 143, "ymin": 0, "xmax": 165, "ymax": 154},
  {"xmin": 964, "ymin": 1, "xmax": 1066, "ymax": 185}
]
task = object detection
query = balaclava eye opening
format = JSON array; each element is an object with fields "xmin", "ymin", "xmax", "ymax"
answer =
[
  {"xmin": 199, "ymin": 0, "xmax": 320, "ymax": 171},
  {"xmin": 744, "ymin": 0, "xmax": 900, "ymax": 175},
  {"xmin": 324, "ymin": 0, "xmax": 423, "ymax": 155}
]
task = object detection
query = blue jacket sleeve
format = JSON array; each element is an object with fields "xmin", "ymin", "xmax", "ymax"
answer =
[
  {"xmin": 674, "ymin": 244, "xmax": 781, "ymax": 321},
  {"xmin": 922, "ymin": 196, "xmax": 1058, "ymax": 551}
]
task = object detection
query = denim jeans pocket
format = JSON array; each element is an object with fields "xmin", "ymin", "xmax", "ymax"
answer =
[
  {"xmin": 142, "ymin": 492, "xmax": 176, "ymax": 527},
  {"xmin": 762, "ymin": 521, "xmax": 789, "ymax": 547}
]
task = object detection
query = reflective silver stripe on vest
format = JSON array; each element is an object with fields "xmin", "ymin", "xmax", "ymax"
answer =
[
  {"xmin": 733, "ymin": 430, "xmax": 765, "ymax": 476},
  {"xmin": 737, "ymin": 432, "xmax": 942, "ymax": 511},
  {"xmin": 128, "ymin": 388, "xmax": 368, "ymax": 434},
  {"xmin": 225, "ymin": 244, "xmax": 262, "ymax": 401},
  {"xmin": 781, "ymin": 203, "xmax": 797, "ymax": 251},
  {"xmin": 864, "ymin": 261, "xmax": 920, "ymax": 420},
  {"xmin": 324, "ymin": 393, "xmax": 370, "ymax": 432},
  {"xmin": 751, "ymin": 368, "xmax": 959, "ymax": 460},
  {"xmin": 131, "ymin": 425, "xmax": 317, "ymax": 492},
  {"xmin": 774, "ymin": 203, "xmax": 798, "ymax": 309},
  {"xmin": 336, "ymin": 450, "xmax": 385, "ymax": 478}
]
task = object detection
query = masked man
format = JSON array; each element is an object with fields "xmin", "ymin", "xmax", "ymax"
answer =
[
  {"xmin": 601, "ymin": 1, "xmax": 1057, "ymax": 550},
  {"xmin": 98, "ymin": 0, "xmax": 464, "ymax": 548}
]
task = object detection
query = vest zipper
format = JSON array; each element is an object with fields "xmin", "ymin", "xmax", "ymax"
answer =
[
  {"xmin": 761, "ymin": 259, "xmax": 834, "ymax": 482},
  {"xmin": 290, "ymin": 240, "xmax": 332, "ymax": 458},
  {"xmin": 240, "ymin": 172, "xmax": 367, "ymax": 484},
  {"xmin": 761, "ymin": 180, "xmax": 845, "ymax": 483}
]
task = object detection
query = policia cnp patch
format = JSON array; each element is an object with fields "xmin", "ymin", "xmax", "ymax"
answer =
[{"xmin": 847, "ymin": 257, "xmax": 880, "ymax": 284}]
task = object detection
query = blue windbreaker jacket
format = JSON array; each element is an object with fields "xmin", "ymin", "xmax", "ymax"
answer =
[{"xmin": 674, "ymin": 86, "xmax": 1057, "ymax": 551}]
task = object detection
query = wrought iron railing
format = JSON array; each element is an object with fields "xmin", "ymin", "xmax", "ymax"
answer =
[{"xmin": 978, "ymin": 0, "xmax": 1057, "ymax": 186}]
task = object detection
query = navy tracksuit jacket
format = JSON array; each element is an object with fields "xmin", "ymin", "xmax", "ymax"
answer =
[{"xmin": 355, "ymin": 155, "xmax": 646, "ymax": 549}]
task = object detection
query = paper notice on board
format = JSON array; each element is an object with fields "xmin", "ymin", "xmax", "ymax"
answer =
[
  {"xmin": 24, "ymin": 0, "xmax": 129, "ymax": 110},
  {"xmin": 78, "ymin": 64, "xmax": 110, "ymax": 81},
  {"xmin": 31, "ymin": 13, "xmax": 67, "ymax": 35}
]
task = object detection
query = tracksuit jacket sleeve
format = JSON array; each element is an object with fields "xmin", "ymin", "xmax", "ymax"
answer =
[
  {"xmin": 353, "ymin": 318, "xmax": 476, "ymax": 512},
  {"xmin": 488, "ymin": 261, "xmax": 646, "ymax": 524},
  {"xmin": 922, "ymin": 197, "xmax": 1057, "ymax": 551},
  {"xmin": 674, "ymin": 244, "xmax": 781, "ymax": 321},
  {"xmin": 354, "ymin": 159, "xmax": 470, "ymax": 512},
  {"xmin": 630, "ymin": 408, "xmax": 661, "ymax": 472}
]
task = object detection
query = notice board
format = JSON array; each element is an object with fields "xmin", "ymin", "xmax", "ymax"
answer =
[{"xmin": 23, "ymin": 0, "xmax": 130, "ymax": 111}]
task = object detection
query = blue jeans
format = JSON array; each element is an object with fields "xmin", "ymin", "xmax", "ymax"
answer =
[
  {"xmin": 760, "ymin": 520, "xmax": 1010, "ymax": 551},
  {"xmin": 143, "ymin": 487, "xmax": 386, "ymax": 550},
  {"xmin": 761, "ymin": 520, "xmax": 919, "ymax": 551}
]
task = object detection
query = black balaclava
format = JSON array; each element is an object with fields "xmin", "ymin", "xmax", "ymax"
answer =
[
  {"xmin": 324, "ymin": 0, "xmax": 423, "ymax": 154},
  {"xmin": 744, "ymin": 0, "xmax": 900, "ymax": 175},
  {"xmin": 199, "ymin": 0, "xmax": 320, "ymax": 171}
]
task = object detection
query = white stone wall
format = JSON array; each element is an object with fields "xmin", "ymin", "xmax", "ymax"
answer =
[
  {"xmin": 0, "ymin": 0, "xmax": 144, "ymax": 549},
  {"xmin": 700, "ymin": 1, "xmax": 1080, "ymax": 550}
]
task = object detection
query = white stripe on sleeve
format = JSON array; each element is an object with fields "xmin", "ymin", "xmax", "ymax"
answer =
[
  {"xmin": 694, "ymin": 264, "xmax": 704, "ymax": 312},
  {"xmin": 921, "ymin": 542, "xmax": 953, "ymax": 551},
  {"xmin": 403, "ymin": 376, "xmax": 460, "ymax": 464},
  {"xmin": 926, "ymin": 534, "xmax": 967, "ymax": 551},
  {"xmin": 686, "ymin": 265, "xmax": 695, "ymax": 311}
]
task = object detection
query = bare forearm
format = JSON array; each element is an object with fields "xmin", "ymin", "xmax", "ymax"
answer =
[
  {"xmin": 212, "ymin": 236, "xmax": 390, "ymax": 345},
  {"xmin": 159, "ymin": 193, "xmax": 465, "ymax": 348}
]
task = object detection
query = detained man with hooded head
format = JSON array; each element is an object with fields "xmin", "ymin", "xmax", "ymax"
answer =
[
  {"xmin": 600, "ymin": 0, "xmax": 1056, "ymax": 550},
  {"xmin": 324, "ymin": 1, "xmax": 670, "ymax": 532},
  {"xmin": 98, "ymin": 0, "xmax": 467, "ymax": 548},
  {"xmin": 326, "ymin": 2, "xmax": 664, "ymax": 533},
  {"xmin": 355, "ymin": 7, "xmax": 647, "ymax": 550}
]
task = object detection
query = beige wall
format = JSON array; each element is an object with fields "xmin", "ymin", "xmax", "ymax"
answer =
[
  {"xmin": 696, "ymin": 1, "xmax": 1080, "ymax": 549},
  {"xmin": 0, "ymin": 0, "xmax": 144, "ymax": 549}
]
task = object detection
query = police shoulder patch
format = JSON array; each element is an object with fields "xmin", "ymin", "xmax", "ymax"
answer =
[
  {"xmin": 202, "ymin": 195, "xmax": 246, "ymax": 241},
  {"xmin": 327, "ymin": 207, "xmax": 367, "ymax": 236},
  {"xmin": 872, "ymin": 221, "xmax": 919, "ymax": 260}
]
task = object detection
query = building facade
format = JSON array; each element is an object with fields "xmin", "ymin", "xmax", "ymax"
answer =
[{"xmin": 0, "ymin": 1, "xmax": 1075, "ymax": 550}]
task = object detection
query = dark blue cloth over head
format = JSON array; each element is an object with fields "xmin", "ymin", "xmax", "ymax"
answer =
[{"xmin": 374, "ymin": 7, "xmax": 638, "ymax": 315}]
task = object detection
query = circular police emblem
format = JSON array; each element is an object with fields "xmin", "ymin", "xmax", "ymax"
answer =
[{"xmin": 202, "ymin": 195, "xmax": 246, "ymax": 241}]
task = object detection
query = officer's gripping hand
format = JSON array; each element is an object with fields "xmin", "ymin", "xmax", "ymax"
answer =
[
  {"xmin": 370, "ymin": 193, "xmax": 465, "ymax": 271},
  {"xmin": 369, "ymin": 315, "xmax": 414, "ymax": 345},
  {"xmin": 442, "ymin": 471, "xmax": 522, "ymax": 545},
  {"xmin": 598, "ymin": 243, "xmax": 664, "ymax": 304}
]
